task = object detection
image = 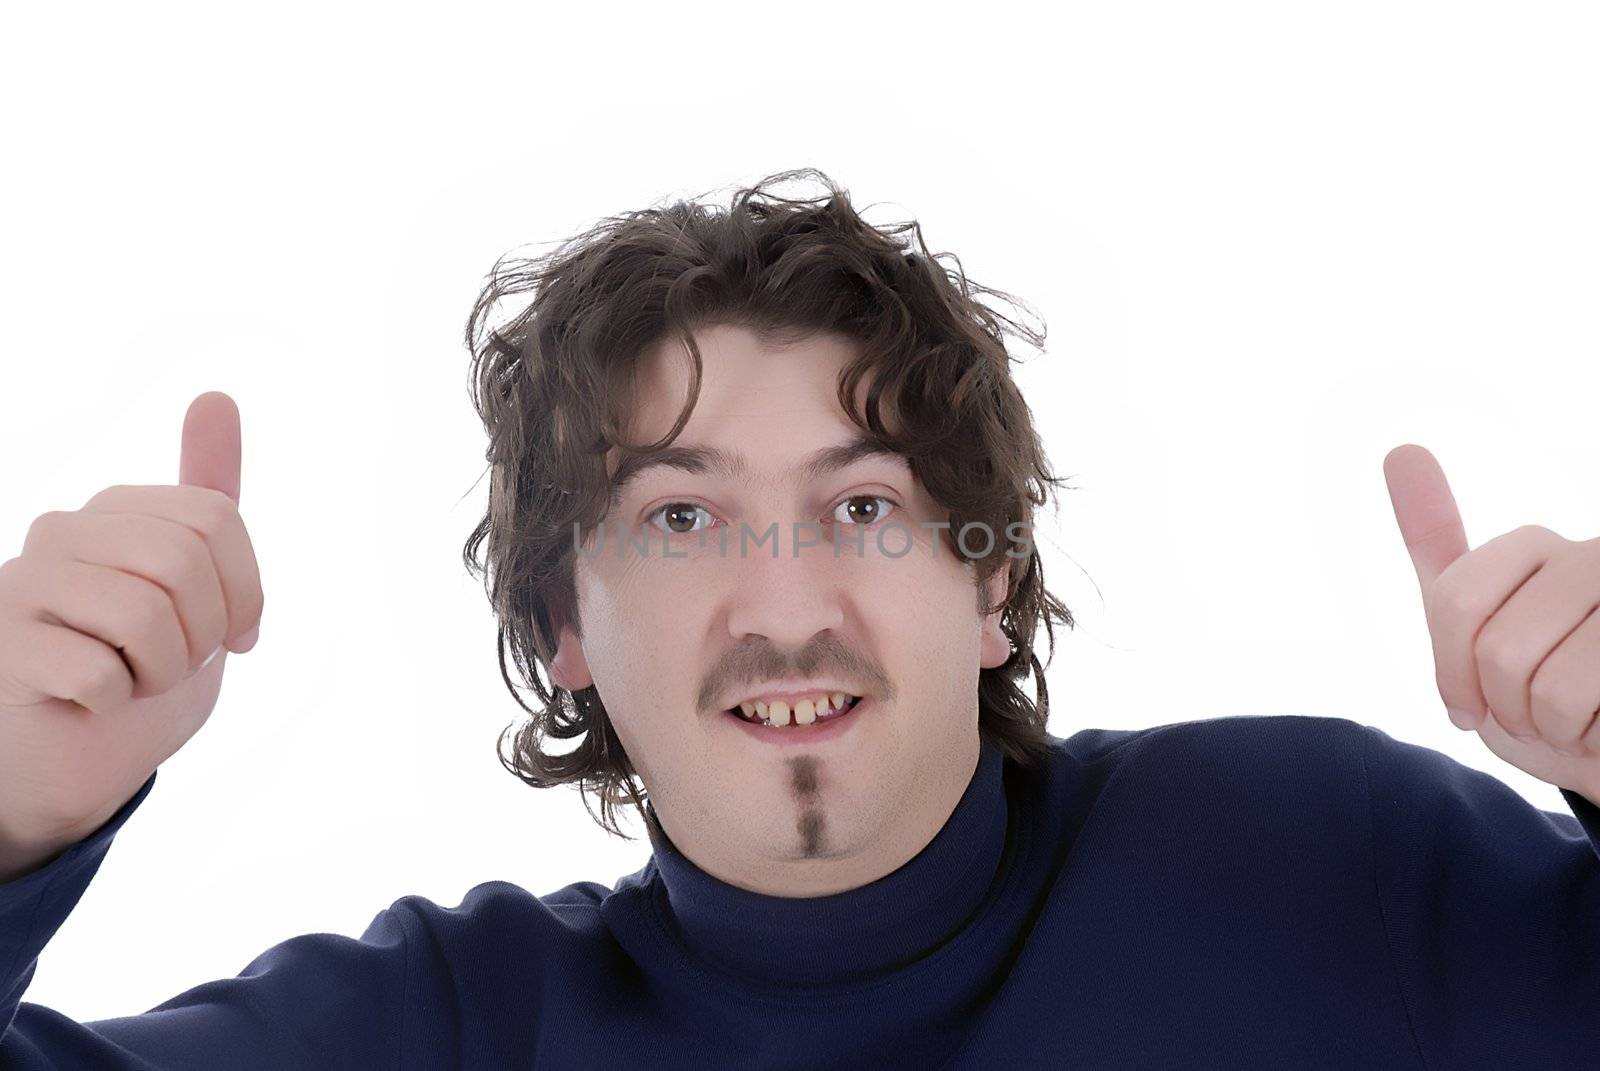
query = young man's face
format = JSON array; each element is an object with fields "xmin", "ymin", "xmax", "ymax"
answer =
[{"xmin": 550, "ymin": 323, "xmax": 1012, "ymax": 897}]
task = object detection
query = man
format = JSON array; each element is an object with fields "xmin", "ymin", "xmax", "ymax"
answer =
[{"xmin": 2, "ymin": 169, "xmax": 1598, "ymax": 1068}]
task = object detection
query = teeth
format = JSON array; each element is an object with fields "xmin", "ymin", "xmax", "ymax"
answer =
[{"xmin": 731, "ymin": 693, "xmax": 859, "ymax": 726}]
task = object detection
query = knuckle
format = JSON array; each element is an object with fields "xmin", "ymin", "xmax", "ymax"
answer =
[
  {"xmin": 1520, "ymin": 523, "xmax": 1567, "ymax": 549},
  {"xmin": 191, "ymin": 494, "xmax": 237, "ymax": 537},
  {"xmin": 72, "ymin": 654, "xmax": 123, "ymax": 714},
  {"xmin": 81, "ymin": 485, "xmax": 127, "ymax": 510},
  {"xmin": 171, "ymin": 526, "xmax": 217, "ymax": 582},
  {"xmin": 1528, "ymin": 676, "xmax": 1568, "ymax": 714},
  {"xmin": 1527, "ymin": 660, "xmax": 1561, "ymax": 699},
  {"xmin": 0, "ymin": 557, "xmax": 31, "ymax": 604},
  {"xmin": 85, "ymin": 650, "xmax": 129, "ymax": 703},
  {"xmin": 193, "ymin": 485, "xmax": 235, "ymax": 510},
  {"xmin": 122, "ymin": 580, "xmax": 173, "ymax": 638},
  {"xmin": 1472, "ymin": 632, "xmax": 1516, "ymax": 677},
  {"xmin": 24, "ymin": 510, "xmax": 64, "ymax": 545},
  {"xmin": 135, "ymin": 531, "xmax": 200, "ymax": 594}
]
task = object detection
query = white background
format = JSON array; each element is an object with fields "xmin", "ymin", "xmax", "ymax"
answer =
[{"xmin": 2, "ymin": 0, "xmax": 1597, "ymax": 1025}]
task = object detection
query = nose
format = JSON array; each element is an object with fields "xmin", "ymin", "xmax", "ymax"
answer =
[{"xmin": 723, "ymin": 521, "xmax": 847, "ymax": 648}]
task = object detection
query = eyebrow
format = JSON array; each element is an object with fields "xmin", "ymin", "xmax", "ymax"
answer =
[{"xmin": 606, "ymin": 431, "xmax": 905, "ymax": 511}]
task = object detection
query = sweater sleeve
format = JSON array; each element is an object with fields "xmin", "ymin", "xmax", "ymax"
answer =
[
  {"xmin": 1360, "ymin": 724, "xmax": 1600, "ymax": 1069},
  {"xmin": 0, "ymin": 771, "xmax": 419, "ymax": 1070}
]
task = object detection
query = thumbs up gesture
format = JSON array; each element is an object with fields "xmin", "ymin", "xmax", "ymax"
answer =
[
  {"xmin": 0, "ymin": 391, "xmax": 265, "ymax": 881},
  {"xmin": 1383, "ymin": 443, "xmax": 1600, "ymax": 804}
]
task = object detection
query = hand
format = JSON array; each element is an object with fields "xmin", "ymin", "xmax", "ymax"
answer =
[
  {"xmin": 0, "ymin": 391, "xmax": 264, "ymax": 880},
  {"xmin": 1383, "ymin": 443, "xmax": 1600, "ymax": 802}
]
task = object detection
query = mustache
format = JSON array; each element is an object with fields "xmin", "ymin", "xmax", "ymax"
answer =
[{"xmin": 698, "ymin": 634, "xmax": 893, "ymax": 711}]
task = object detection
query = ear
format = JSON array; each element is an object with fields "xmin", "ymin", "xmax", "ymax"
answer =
[
  {"xmin": 978, "ymin": 565, "xmax": 1012, "ymax": 670},
  {"xmin": 550, "ymin": 622, "xmax": 595, "ymax": 691}
]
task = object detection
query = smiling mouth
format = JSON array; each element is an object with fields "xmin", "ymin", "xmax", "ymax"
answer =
[{"xmin": 725, "ymin": 694, "xmax": 862, "ymax": 728}]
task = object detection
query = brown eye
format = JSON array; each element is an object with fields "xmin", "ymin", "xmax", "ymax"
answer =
[
  {"xmin": 831, "ymin": 495, "xmax": 895, "ymax": 526},
  {"xmin": 648, "ymin": 503, "xmax": 713, "ymax": 535}
]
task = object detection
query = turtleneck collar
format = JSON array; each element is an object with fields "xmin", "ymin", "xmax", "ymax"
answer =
[{"xmin": 638, "ymin": 734, "xmax": 1010, "ymax": 988}]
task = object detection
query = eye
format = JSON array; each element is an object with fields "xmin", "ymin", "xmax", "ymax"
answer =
[
  {"xmin": 646, "ymin": 502, "xmax": 717, "ymax": 535},
  {"xmin": 831, "ymin": 494, "xmax": 896, "ymax": 527}
]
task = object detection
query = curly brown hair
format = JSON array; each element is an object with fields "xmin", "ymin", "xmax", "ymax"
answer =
[{"xmin": 461, "ymin": 168, "xmax": 1077, "ymax": 840}]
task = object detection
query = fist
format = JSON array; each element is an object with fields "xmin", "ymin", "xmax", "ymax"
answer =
[{"xmin": 0, "ymin": 391, "xmax": 263, "ymax": 874}]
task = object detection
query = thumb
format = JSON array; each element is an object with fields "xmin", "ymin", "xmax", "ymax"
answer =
[
  {"xmin": 179, "ymin": 391, "xmax": 243, "ymax": 506},
  {"xmin": 1382, "ymin": 442, "xmax": 1468, "ymax": 594}
]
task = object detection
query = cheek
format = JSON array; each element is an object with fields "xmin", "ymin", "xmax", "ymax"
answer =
[
  {"xmin": 582, "ymin": 552, "xmax": 688, "ymax": 639},
  {"xmin": 857, "ymin": 552, "xmax": 984, "ymax": 656},
  {"xmin": 578, "ymin": 559, "xmax": 707, "ymax": 710}
]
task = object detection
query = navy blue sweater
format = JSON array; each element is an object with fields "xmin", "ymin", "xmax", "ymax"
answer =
[{"xmin": 4, "ymin": 714, "xmax": 1599, "ymax": 1069}]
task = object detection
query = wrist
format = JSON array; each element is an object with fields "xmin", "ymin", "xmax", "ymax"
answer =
[
  {"xmin": 0, "ymin": 841, "xmax": 67, "ymax": 885},
  {"xmin": 0, "ymin": 822, "xmax": 80, "ymax": 886}
]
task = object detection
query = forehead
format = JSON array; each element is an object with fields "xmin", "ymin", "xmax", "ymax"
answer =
[
  {"xmin": 625, "ymin": 323, "xmax": 863, "ymax": 442},
  {"xmin": 605, "ymin": 323, "xmax": 905, "ymax": 498}
]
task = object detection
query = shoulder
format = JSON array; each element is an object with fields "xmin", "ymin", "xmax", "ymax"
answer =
[
  {"xmin": 1043, "ymin": 714, "xmax": 1373, "ymax": 830},
  {"xmin": 1355, "ymin": 721, "xmax": 1596, "ymax": 860},
  {"xmin": 1051, "ymin": 712, "xmax": 1367, "ymax": 780}
]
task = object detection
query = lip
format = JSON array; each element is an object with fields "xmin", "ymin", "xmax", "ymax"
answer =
[{"xmin": 724, "ymin": 697, "xmax": 872, "ymax": 747}]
